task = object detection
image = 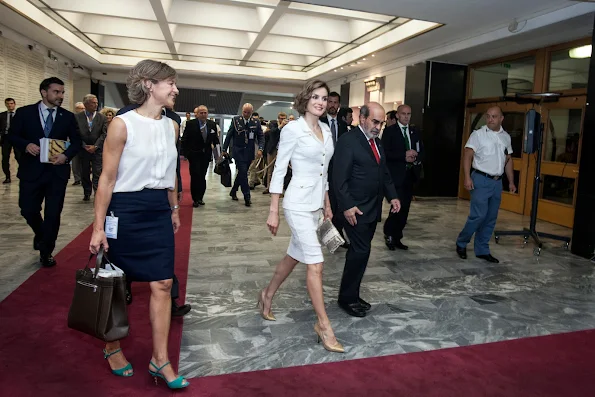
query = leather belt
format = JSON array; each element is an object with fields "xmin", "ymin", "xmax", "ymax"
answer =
[{"xmin": 472, "ymin": 169, "xmax": 502, "ymax": 181}]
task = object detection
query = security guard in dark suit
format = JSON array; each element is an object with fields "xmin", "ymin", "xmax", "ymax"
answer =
[
  {"xmin": 222, "ymin": 103, "xmax": 264, "ymax": 206},
  {"xmin": 8, "ymin": 77, "xmax": 82, "ymax": 267}
]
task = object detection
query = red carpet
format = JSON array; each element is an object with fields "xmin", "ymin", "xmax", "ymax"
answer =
[
  {"xmin": 0, "ymin": 161, "xmax": 193, "ymax": 397},
  {"xmin": 193, "ymin": 330, "xmax": 595, "ymax": 397}
]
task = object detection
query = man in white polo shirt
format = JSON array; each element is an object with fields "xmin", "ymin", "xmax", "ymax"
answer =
[{"xmin": 456, "ymin": 106, "xmax": 516, "ymax": 263}]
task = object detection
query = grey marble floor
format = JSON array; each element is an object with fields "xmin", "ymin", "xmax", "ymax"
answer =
[{"xmin": 1, "ymin": 159, "xmax": 594, "ymax": 380}]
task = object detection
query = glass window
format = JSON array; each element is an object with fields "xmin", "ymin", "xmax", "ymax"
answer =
[
  {"xmin": 544, "ymin": 109, "xmax": 581, "ymax": 164},
  {"xmin": 471, "ymin": 57, "xmax": 535, "ymax": 98},
  {"xmin": 541, "ymin": 175, "xmax": 575, "ymax": 205},
  {"xmin": 549, "ymin": 46, "xmax": 590, "ymax": 91}
]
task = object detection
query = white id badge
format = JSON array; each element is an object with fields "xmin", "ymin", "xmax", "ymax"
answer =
[
  {"xmin": 105, "ymin": 212, "xmax": 119, "ymax": 239},
  {"xmin": 249, "ymin": 132, "xmax": 254, "ymax": 140}
]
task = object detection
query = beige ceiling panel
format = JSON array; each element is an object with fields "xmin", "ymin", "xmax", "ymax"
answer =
[
  {"xmin": 248, "ymin": 51, "xmax": 310, "ymax": 66},
  {"xmin": 173, "ymin": 25, "xmax": 253, "ymax": 48},
  {"xmin": 86, "ymin": 34, "xmax": 171, "ymax": 53},
  {"xmin": 178, "ymin": 55, "xmax": 240, "ymax": 66},
  {"xmin": 270, "ymin": 13, "xmax": 351, "ymax": 42},
  {"xmin": 168, "ymin": 0, "xmax": 262, "ymax": 32},
  {"xmin": 177, "ymin": 43, "xmax": 245, "ymax": 59},
  {"xmin": 259, "ymin": 35, "xmax": 337, "ymax": 56},
  {"xmin": 348, "ymin": 20, "xmax": 385, "ymax": 41},
  {"xmin": 46, "ymin": 0, "xmax": 157, "ymax": 20},
  {"xmin": 58, "ymin": 11, "xmax": 165, "ymax": 40},
  {"xmin": 110, "ymin": 49, "xmax": 173, "ymax": 60}
]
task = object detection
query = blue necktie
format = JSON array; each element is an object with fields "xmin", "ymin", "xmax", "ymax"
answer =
[{"xmin": 44, "ymin": 109, "xmax": 55, "ymax": 137}]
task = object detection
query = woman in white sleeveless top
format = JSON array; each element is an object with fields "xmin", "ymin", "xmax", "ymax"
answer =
[
  {"xmin": 89, "ymin": 60, "xmax": 189, "ymax": 389},
  {"xmin": 259, "ymin": 80, "xmax": 344, "ymax": 353}
]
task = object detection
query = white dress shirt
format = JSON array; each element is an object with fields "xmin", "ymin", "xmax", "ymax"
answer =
[
  {"xmin": 38, "ymin": 102, "xmax": 58, "ymax": 130},
  {"xmin": 466, "ymin": 125, "xmax": 513, "ymax": 176}
]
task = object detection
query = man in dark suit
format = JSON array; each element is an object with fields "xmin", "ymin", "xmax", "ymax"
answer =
[
  {"xmin": 116, "ymin": 104, "xmax": 191, "ymax": 317},
  {"xmin": 333, "ymin": 102, "xmax": 401, "ymax": 317},
  {"xmin": 8, "ymin": 77, "xmax": 82, "ymax": 267},
  {"xmin": 381, "ymin": 105, "xmax": 424, "ymax": 251},
  {"xmin": 222, "ymin": 103, "xmax": 264, "ymax": 207},
  {"xmin": 181, "ymin": 105, "xmax": 220, "ymax": 207},
  {"xmin": 74, "ymin": 94, "xmax": 107, "ymax": 201},
  {"xmin": 1, "ymin": 97, "xmax": 20, "ymax": 183},
  {"xmin": 321, "ymin": 92, "xmax": 350, "ymax": 248}
]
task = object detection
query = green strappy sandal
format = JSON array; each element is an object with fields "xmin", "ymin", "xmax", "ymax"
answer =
[
  {"xmin": 148, "ymin": 361, "xmax": 189, "ymax": 389},
  {"xmin": 103, "ymin": 348, "xmax": 133, "ymax": 377}
]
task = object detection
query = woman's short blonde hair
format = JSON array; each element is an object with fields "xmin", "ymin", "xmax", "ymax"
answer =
[
  {"xmin": 126, "ymin": 59, "xmax": 177, "ymax": 104},
  {"xmin": 100, "ymin": 107, "xmax": 116, "ymax": 118},
  {"xmin": 294, "ymin": 80, "xmax": 329, "ymax": 115}
]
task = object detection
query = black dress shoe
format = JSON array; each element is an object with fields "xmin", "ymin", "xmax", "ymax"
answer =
[
  {"xmin": 230, "ymin": 191, "xmax": 238, "ymax": 201},
  {"xmin": 83, "ymin": 195, "xmax": 90, "ymax": 201},
  {"xmin": 198, "ymin": 200, "xmax": 205, "ymax": 205},
  {"xmin": 262, "ymin": 190, "xmax": 269, "ymax": 194},
  {"xmin": 2, "ymin": 178, "xmax": 10, "ymax": 184},
  {"xmin": 456, "ymin": 245, "xmax": 467, "ymax": 259},
  {"xmin": 172, "ymin": 301, "xmax": 192, "ymax": 317},
  {"xmin": 338, "ymin": 301, "xmax": 366, "ymax": 317},
  {"xmin": 33, "ymin": 236, "xmax": 42, "ymax": 251},
  {"xmin": 193, "ymin": 201, "xmax": 200, "ymax": 208},
  {"xmin": 477, "ymin": 254, "xmax": 499, "ymax": 263},
  {"xmin": 385, "ymin": 235, "xmax": 396, "ymax": 251},
  {"xmin": 358, "ymin": 298, "xmax": 372, "ymax": 311},
  {"xmin": 40, "ymin": 254, "xmax": 56, "ymax": 267},
  {"xmin": 394, "ymin": 240, "xmax": 408, "ymax": 250},
  {"xmin": 245, "ymin": 199, "xmax": 251, "ymax": 207},
  {"xmin": 72, "ymin": 181, "xmax": 81, "ymax": 186}
]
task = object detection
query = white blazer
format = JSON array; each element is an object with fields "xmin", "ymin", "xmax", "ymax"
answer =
[{"xmin": 269, "ymin": 117, "xmax": 334, "ymax": 212}]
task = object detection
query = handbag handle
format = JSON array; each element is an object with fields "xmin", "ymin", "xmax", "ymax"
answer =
[{"xmin": 85, "ymin": 246, "xmax": 111, "ymax": 278}]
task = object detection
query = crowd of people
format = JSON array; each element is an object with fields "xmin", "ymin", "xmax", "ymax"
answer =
[{"xmin": 1, "ymin": 57, "xmax": 516, "ymax": 388}]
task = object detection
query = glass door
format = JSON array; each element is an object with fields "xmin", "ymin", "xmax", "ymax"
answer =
[
  {"xmin": 527, "ymin": 96, "xmax": 584, "ymax": 228},
  {"xmin": 459, "ymin": 101, "xmax": 532, "ymax": 214}
]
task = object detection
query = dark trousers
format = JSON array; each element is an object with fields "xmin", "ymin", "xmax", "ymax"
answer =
[
  {"xmin": 329, "ymin": 185, "xmax": 346, "ymax": 239},
  {"xmin": 384, "ymin": 174, "xmax": 413, "ymax": 240},
  {"xmin": 71, "ymin": 153, "xmax": 82, "ymax": 182},
  {"xmin": 188, "ymin": 155, "xmax": 209, "ymax": 202},
  {"xmin": 19, "ymin": 172, "xmax": 68, "ymax": 256},
  {"xmin": 231, "ymin": 160, "xmax": 250, "ymax": 200},
  {"xmin": 80, "ymin": 149, "xmax": 102, "ymax": 196},
  {"xmin": 1, "ymin": 139, "xmax": 21, "ymax": 179},
  {"xmin": 338, "ymin": 220, "xmax": 377, "ymax": 304}
]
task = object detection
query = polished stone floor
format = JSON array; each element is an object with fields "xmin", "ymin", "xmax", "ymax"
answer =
[{"xmin": 1, "ymin": 159, "xmax": 594, "ymax": 379}]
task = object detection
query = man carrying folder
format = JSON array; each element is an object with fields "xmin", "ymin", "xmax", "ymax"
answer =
[{"xmin": 8, "ymin": 77, "xmax": 82, "ymax": 267}]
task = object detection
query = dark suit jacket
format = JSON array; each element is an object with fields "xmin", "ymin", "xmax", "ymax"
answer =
[
  {"xmin": 382, "ymin": 124, "xmax": 424, "ymax": 194},
  {"xmin": 74, "ymin": 111, "xmax": 107, "ymax": 149},
  {"xmin": 332, "ymin": 128, "xmax": 398, "ymax": 223},
  {"xmin": 266, "ymin": 125, "xmax": 281, "ymax": 155},
  {"xmin": 116, "ymin": 104, "xmax": 183, "ymax": 193},
  {"xmin": 181, "ymin": 119, "xmax": 220, "ymax": 163},
  {"xmin": 222, "ymin": 116, "xmax": 264, "ymax": 163},
  {"xmin": 8, "ymin": 102, "xmax": 81, "ymax": 182},
  {"xmin": 320, "ymin": 115, "xmax": 348, "ymax": 141}
]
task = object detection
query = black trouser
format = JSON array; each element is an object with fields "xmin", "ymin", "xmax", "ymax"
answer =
[
  {"xmin": 384, "ymin": 174, "xmax": 414, "ymax": 240},
  {"xmin": 231, "ymin": 160, "xmax": 250, "ymax": 200},
  {"xmin": 19, "ymin": 172, "xmax": 68, "ymax": 256},
  {"xmin": 126, "ymin": 274, "xmax": 180, "ymax": 300},
  {"xmin": 188, "ymin": 155, "xmax": 209, "ymax": 202},
  {"xmin": 80, "ymin": 149, "xmax": 102, "ymax": 196},
  {"xmin": 1, "ymin": 139, "xmax": 21, "ymax": 179},
  {"xmin": 338, "ymin": 220, "xmax": 377, "ymax": 304}
]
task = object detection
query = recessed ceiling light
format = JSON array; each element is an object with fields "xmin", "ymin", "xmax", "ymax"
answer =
[
  {"xmin": 362, "ymin": 58, "xmax": 366, "ymax": 61},
  {"xmin": 334, "ymin": 69, "xmax": 337, "ymax": 72},
  {"xmin": 372, "ymin": 54, "xmax": 375, "ymax": 57},
  {"xmin": 340, "ymin": 67, "xmax": 344, "ymax": 70}
]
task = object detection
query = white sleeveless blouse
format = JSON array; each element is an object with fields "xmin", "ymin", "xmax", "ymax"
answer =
[{"xmin": 113, "ymin": 110, "xmax": 177, "ymax": 193}]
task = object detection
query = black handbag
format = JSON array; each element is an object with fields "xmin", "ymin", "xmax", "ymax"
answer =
[{"xmin": 67, "ymin": 248, "xmax": 129, "ymax": 342}]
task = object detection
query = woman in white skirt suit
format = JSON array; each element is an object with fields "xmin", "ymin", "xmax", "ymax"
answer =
[{"xmin": 260, "ymin": 80, "xmax": 344, "ymax": 353}]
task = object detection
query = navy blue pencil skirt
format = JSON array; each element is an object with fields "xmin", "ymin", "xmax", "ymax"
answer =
[{"xmin": 106, "ymin": 189, "xmax": 174, "ymax": 282}]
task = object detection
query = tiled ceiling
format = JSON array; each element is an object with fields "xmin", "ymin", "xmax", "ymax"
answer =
[{"xmin": 22, "ymin": 0, "xmax": 441, "ymax": 78}]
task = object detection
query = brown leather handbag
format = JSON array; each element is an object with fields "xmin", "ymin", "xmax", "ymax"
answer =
[{"xmin": 67, "ymin": 248, "xmax": 129, "ymax": 342}]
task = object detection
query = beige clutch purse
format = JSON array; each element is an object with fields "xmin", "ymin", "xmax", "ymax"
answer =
[{"xmin": 316, "ymin": 216, "xmax": 345, "ymax": 254}]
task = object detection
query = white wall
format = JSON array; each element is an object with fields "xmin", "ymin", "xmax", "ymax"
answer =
[{"xmin": 72, "ymin": 77, "xmax": 90, "ymax": 106}]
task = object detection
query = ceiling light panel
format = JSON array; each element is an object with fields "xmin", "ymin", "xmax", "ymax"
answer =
[
  {"xmin": 85, "ymin": 34, "xmax": 171, "ymax": 53},
  {"xmin": 176, "ymin": 43, "xmax": 246, "ymax": 59},
  {"xmin": 168, "ymin": 0, "xmax": 262, "ymax": 32},
  {"xmin": 258, "ymin": 35, "xmax": 343, "ymax": 56},
  {"xmin": 173, "ymin": 25, "xmax": 255, "ymax": 48},
  {"xmin": 287, "ymin": 2, "xmax": 393, "ymax": 23},
  {"xmin": 44, "ymin": 0, "xmax": 157, "ymax": 21},
  {"xmin": 248, "ymin": 51, "xmax": 318, "ymax": 66},
  {"xmin": 58, "ymin": 11, "xmax": 165, "ymax": 40}
]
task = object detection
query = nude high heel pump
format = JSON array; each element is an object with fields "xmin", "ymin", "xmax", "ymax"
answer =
[
  {"xmin": 314, "ymin": 323, "xmax": 345, "ymax": 353},
  {"xmin": 256, "ymin": 291, "xmax": 276, "ymax": 321}
]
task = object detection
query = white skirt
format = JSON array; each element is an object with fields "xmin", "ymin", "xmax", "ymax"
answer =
[{"xmin": 284, "ymin": 208, "xmax": 324, "ymax": 265}]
